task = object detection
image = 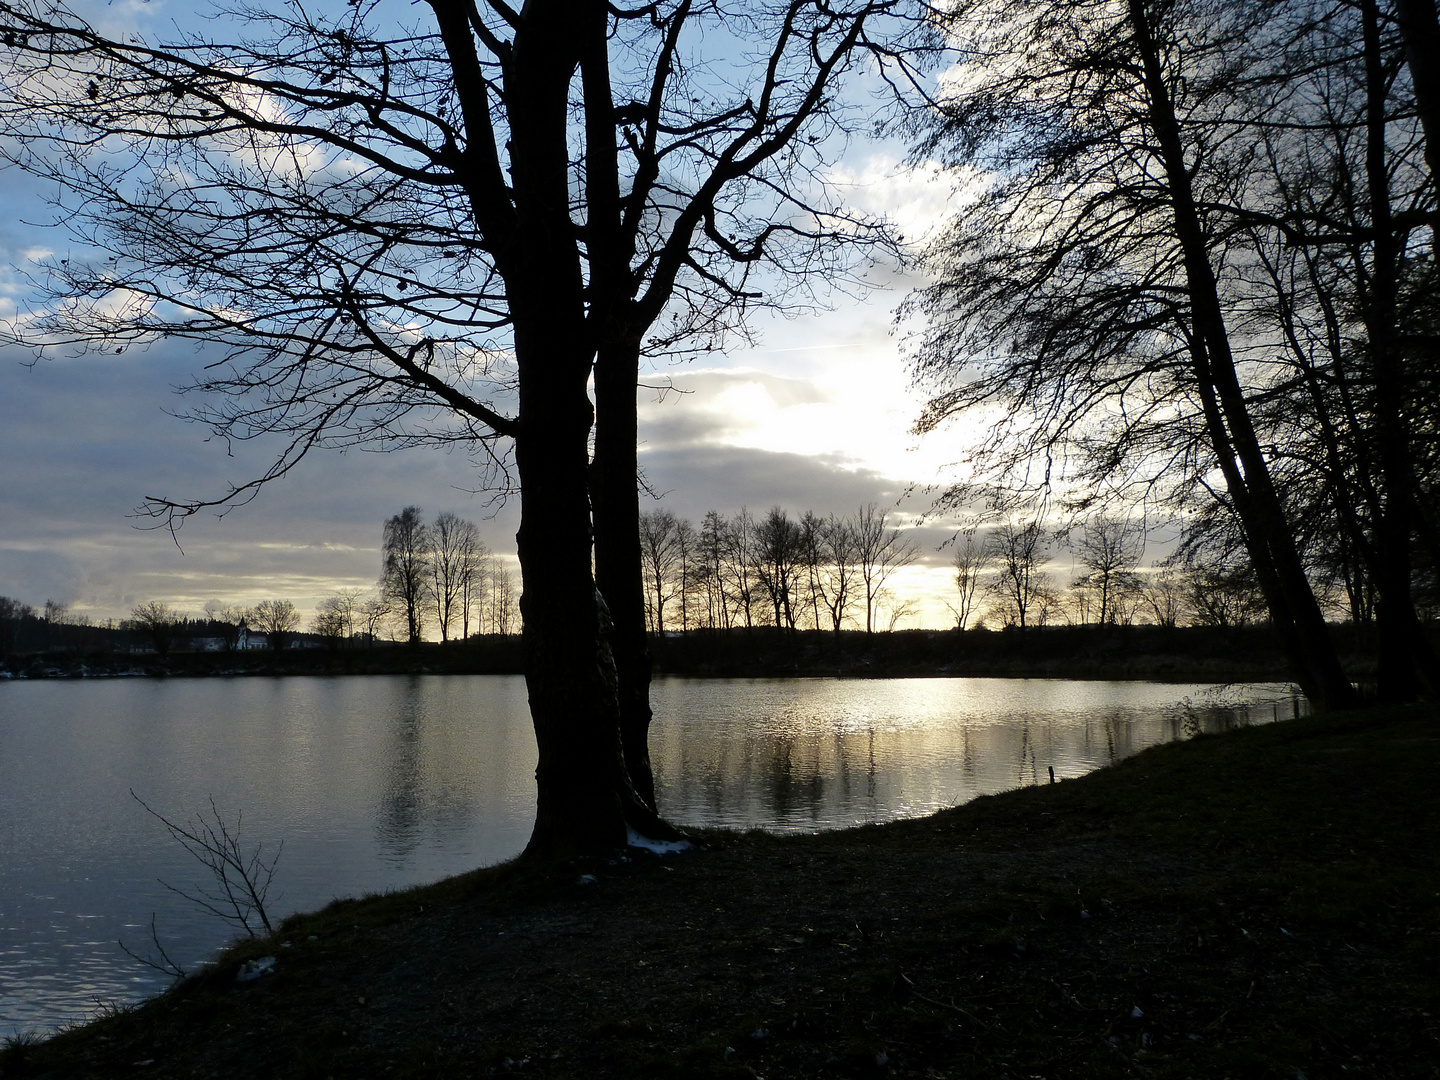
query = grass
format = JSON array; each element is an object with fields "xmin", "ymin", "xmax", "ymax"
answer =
[{"xmin": 6, "ymin": 703, "xmax": 1438, "ymax": 1079}]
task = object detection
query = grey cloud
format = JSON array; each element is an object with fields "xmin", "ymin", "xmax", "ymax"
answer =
[{"xmin": 0, "ymin": 340, "xmax": 520, "ymax": 617}]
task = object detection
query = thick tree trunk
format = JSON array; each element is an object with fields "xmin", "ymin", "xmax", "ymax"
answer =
[
  {"xmin": 511, "ymin": 311, "xmax": 632, "ymax": 857},
  {"xmin": 1394, "ymin": 0, "xmax": 1440, "ymax": 184},
  {"xmin": 511, "ymin": 321, "xmax": 681, "ymax": 857},
  {"xmin": 1360, "ymin": 0, "xmax": 1437, "ymax": 701},
  {"xmin": 494, "ymin": 0, "xmax": 679, "ymax": 856},
  {"xmin": 591, "ymin": 338, "xmax": 660, "ymax": 811},
  {"xmin": 1128, "ymin": 0, "xmax": 1357, "ymax": 710}
]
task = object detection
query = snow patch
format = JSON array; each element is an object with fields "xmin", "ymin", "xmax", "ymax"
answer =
[
  {"xmin": 626, "ymin": 826, "xmax": 692, "ymax": 855},
  {"xmin": 236, "ymin": 956, "xmax": 276, "ymax": 982}
]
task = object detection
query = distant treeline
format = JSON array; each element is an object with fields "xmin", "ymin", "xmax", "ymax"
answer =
[
  {"xmin": 6, "ymin": 620, "xmax": 1416, "ymax": 687},
  {"xmin": 0, "ymin": 597, "xmax": 329, "ymax": 659},
  {"xmin": 632, "ymin": 505, "xmax": 1408, "ymax": 638}
]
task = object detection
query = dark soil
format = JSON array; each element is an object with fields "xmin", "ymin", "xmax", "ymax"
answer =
[{"xmin": 5, "ymin": 704, "xmax": 1437, "ymax": 1080}]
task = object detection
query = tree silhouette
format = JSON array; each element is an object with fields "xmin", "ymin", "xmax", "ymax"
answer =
[
  {"xmin": 130, "ymin": 601, "xmax": 179, "ymax": 657},
  {"xmin": 0, "ymin": 0, "xmax": 918, "ymax": 853},
  {"xmin": 382, "ymin": 508, "xmax": 431, "ymax": 647}
]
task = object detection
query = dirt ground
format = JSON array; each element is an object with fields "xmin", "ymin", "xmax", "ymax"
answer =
[{"xmin": 4, "ymin": 703, "xmax": 1437, "ymax": 1079}]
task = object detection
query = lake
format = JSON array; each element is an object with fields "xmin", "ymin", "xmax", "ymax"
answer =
[{"xmin": 0, "ymin": 674, "xmax": 1301, "ymax": 1037}]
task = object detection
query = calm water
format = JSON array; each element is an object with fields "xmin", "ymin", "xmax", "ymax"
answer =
[{"xmin": 0, "ymin": 674, "xmax": 1300, "ymax": 1037}]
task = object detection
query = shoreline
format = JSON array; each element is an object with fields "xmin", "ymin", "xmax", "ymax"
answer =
[
  {"xmin": 0, "ymin": 623, "xmax": 1345, "ymax": 684},
  {"xmin": 4, "ymin": 702, "xmax": 1435, "ymax": 1079}
]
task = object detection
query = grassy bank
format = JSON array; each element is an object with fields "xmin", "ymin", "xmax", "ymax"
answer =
[{"xmin": 4, "ymin": 704, "xmax": 1437, "ymax": 1079}]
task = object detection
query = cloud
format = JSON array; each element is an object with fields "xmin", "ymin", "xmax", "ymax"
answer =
[{"xmin": 0, "ymin": 339, "xmax": 520, "ymax": 620}]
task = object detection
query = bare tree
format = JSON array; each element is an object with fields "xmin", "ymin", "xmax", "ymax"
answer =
[
  {"xmin": 882, "ymin": 593, "xmax": 919, "ymax": 632},
  {"xmin": 249, "ymin": 599, "xmax": 300, "ymax": 651},
  {"xmin": 853, "ymin": 504, "xmax": 918, "ymax": 635},
  {"xmin": 908, "ymin": 0, "xmax": 1365, "ymax": 708},
  {"xmin": 1071, "ymin": 515, "xmax": 1144, "ymax": 626},
  {"xmin": 1141, "ymin": 568, "xmax": 1186, "ymax": 628},
  {"xmin": 488, "ymin": 563, "xmax": 519, "ymax": 637},
  {"xmin": 129, "ymin": 601, "xmax": 179, "ymax": 657},
  {"xmin": 0, "ymin": 0, "xmax": 914, "ymax": 854},
  {"xmin": 752, "ymin": 507, "xmax": 805, "ymax": 632},
  {"xmin": 203, "ymin": 602, "xmax": 248, "ymax": 651},
  {"xmin": 725, "ymin": 508, "xmax": 760, "ymax": 632},
  {"xmin": 948, "ymin": 521, "xmax": 988, "ymax": 631},
  {"xmin": 988, "ymin": 520, "xmax": 1048, "ymax": 631},
  {"xmin": 639, "ymin": 509, "xmax": 681, "ymax": 635},
  {"xmin": 815, "ymin": 515, "xmax": 861, "ymax": 638},
  {"xmin": 675, "ymin": 517, "xmax": 697, "ymax": 634},
  {"xmin": 312, "ymin": 604, "xmax": 346, "ymax": 647},
  {"xmin": 359, "ymin": 596, "xmax": 391, "ymax": 646},
  {"xmin": 454, "ymin": 521, "xmax": 487, "ymax": 640},
  {"xmin": 429, "ymin": 511, "xmax": 471, "ymax": 643},
  {"xmin": 131, "ymin": 791, "xmax": 280, "ymax": 940},
  {"xmin": 382, "ymin": 508, "xmax": 431, "ymax": 646},
  {"xmin": 698, "ymin": 511, "xmax": 730, "ymax": 632},
  {"xmin": 313, "ymin": 590, "xmax": 360, "ymax": 647}
]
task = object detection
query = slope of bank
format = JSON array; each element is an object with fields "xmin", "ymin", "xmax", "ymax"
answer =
[{"xmin": 5, "ymin": 703, "xmax": 1436, "ymax": 1079}]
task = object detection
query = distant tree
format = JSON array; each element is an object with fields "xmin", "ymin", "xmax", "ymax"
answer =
[
  {"xmin": 359, "ymin": 596, "xmax": 391, "ymax": 646},
  {"xmin": 488, "ymin": 565, "xmax": 519, "ymax": 637},
  {"xmin": 674, "ymin": 518, "xmax": 698, "ymax": 634},
  {"xmin": 454, "ymin": 523, "xmax": 488, "ymax": 640},
  {"xmin": 948, "ymin": 522, "xmax": 988, "ymax": 631},
  {"xmin": 43, "ymin": 599, "xmax": 69, "ymax": 625},
  {"xmin": 797, "ymin": 512, "xmax": 825, "ymax": 632},
  {"xmin": 250, "ymin": 600, "xmax": 300, "ymax": 651},
  {"xmin": 639, "ymin": 510, "xmax": 681, "ymax": 635},
  {"xmin": 1179, "ymin": 551, "xmax": 1265, "ymax": 629},
  {"xmin": 854, "ymin": 504, "xmax": 918, "ymax": 635},
  {"xmin": 312, "ymin": 605, "xmax": 346, "ymax": 647},
  {"xmin": 130, "ymin": 601, "xmax": 179, "ymax": 657},
  {"xmin": 1072, "ymin": 516, "xmax": 1145, "ymax": 626},
  {"xmin": 1031, "ymin": 579, "xmax": 1064, "ymax": 628},
  {"xmin": 0, "ymin": 596, "xmax": 35, "ymax": 656},
  {"xmin": 382, "ymin": 508, "xmax": 431, "ymax": 646},
  {"xmin": 429, "ymin": 512, "xmax": 474, "ymax": 643},
  {"xmin": 988, "ymin": 520, "xmax": 1048, "ymax": 631},
  {"xmin": 697, "ymin": 511, "xmax": 731, "ymax": 632},
  {"xmin": 1141, "ymin": 568, "xmax": 1185, "ymax": 628},
  {"xmin": 815, "ymin": 515, "xmax": 861, "ymax": 638},
  {"xmin": 752, "ymin": 507, "xmax": 805, "ymax": 632},
  {"xmin": 203, "ymin": 602, "xmax": 248, "ymax": 651},
  {"xmin": 881, "ymin": 592, "xmax": 919, "ymax": 632},
  {"xmin": 312, "ymin": 590, "xmax": 360, "ymax": 648},
  {"xmin": 725, "ymin": 509, "xmax": 760, "ymax": 631}
]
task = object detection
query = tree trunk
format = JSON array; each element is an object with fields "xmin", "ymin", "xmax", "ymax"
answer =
[
  {"xmin": 1128, "ymin": 0, "xmax": 1357, "ymax": 710},
  {"xmin": 591, "ymin": 337, "xmax": 660, "ymax": 811},
  {"xmin": 513, "ymin": 380, "xmax": 631, "ymax": 855},
  {"xmin": 496, "ymin": 0, "xmax": 676, "ymax": 855},
  {"xmin": 1394, "ymin": 0, "xmax": 1440, "ymax": 184},
  {"xmin": 1360, "ymin": 0, "xmax": 1436, "ymax": 701}
]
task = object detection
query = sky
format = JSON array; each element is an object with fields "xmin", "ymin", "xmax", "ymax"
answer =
[{"xmin": 0, "ymin": 1, "xmax": 985, "ymax": 632}]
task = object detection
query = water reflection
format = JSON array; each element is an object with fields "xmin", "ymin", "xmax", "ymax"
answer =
[
  {"xmin": 649, "ymin": 678, "xmax": 1298, "ymax": 832},
  {"xmin": 1, "ymin": 674, "xmax": 1299, "ymax": 1038},
  {"xmin": 374, "ymin": 677, "xmax": 492, "ymax": 866},
  {"xmin": 377, "ymin": 677, "xmax": 426, "ymax": 864}
]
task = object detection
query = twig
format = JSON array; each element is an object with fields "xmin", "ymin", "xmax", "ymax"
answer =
[
  {"xmin": 130, "ymin": 789, "xmax": 282, "ymax": 938},
  {"xmin": 118, "ymin": 912, "xmax": 188, "ymax": 984},
  {"xmin": 900, "ymin": 972, "xmax": 993, "ymax": 1027}
]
